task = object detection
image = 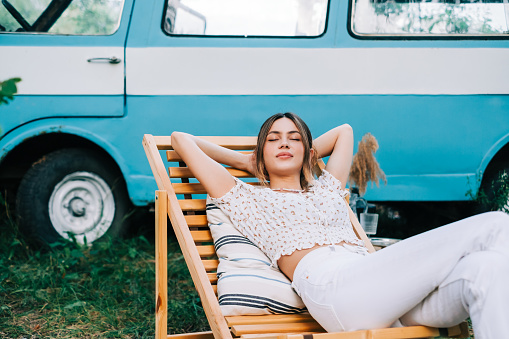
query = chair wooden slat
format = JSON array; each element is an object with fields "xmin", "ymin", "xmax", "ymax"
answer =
[
  {"xmin": 231, "ymin": 322, "xmax": 325, "ymax": 336},
  {"xmin": 158, "ymin": 136, "xmax": 257, "ymax": 151},
  {"xmin": 170, "ymin": 167, "xmax": 254, "ymax": 178},
  {"xmin": 167, "ymin": 150, "xmax": 182, "ymax": 161},
  {"xmin": 174, "ymin": 183, "xmax": 207, "ymax": 195},
  {"xmin": 367, "ymin": 326, "xmax": 442, "ymax": 339},
  {"xmin": 153, "ymin": 136, "xmax": 256, "ymax": 151},
  {"xmin": 167, "ymin": 149, "xmax": 254, "ymax": 162},
  {"xmin": 174, "ymin": 182, "xmax": 259, "ymax": 195},
  {"xmin": 203, "ymin": 259, "xmax": 219, "ymax": 271},
  {"xmin": 240, "ymin": 335, "xmax": 295, "ymax": 339},
  {"xmin": 198, "ymin": 245, "xmax": 217, "ymax": 257},
  {"xmin": 208, "ymin": 273, "xmax": 218, "ymax": 284},
  {"xmin": 191, "ymin": 230, "xmax": 213, "ymax": 242},
  {"xmin": 164, "ymin": 331, "xmax": 215, "ymax": 338},
  {"xmin": 179, "ymin": 199, "xmax": 207, "ymax": 211},
  {"xmin": 186, "ymin": 215, "xmax": 208, "ymax": 227},
  {"xmin": 285, "ymin": 331, "xmax": 369, "ymax": 339},
  {"xmin": 226, "ymin": 314, "xmax": 315, "ymax": 326}
]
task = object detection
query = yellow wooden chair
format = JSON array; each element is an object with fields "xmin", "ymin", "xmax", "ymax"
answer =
[{"xmin": 142, "ymin": 134, "xmax": 469, "ymax": 339}]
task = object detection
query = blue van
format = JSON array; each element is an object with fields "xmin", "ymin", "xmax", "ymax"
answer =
[{"xmin": 1, "ymin": 0, "xmax": 508, "ymax": 244}]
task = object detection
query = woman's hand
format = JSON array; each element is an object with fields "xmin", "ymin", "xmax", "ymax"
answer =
[{"xmin": 244, "ymin": 152, "xmax": 257, "ymax": 175}]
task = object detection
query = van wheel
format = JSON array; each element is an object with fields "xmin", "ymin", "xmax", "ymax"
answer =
[
  {"xmin": 477, "ymin": 162, "xmax": 509, "ymax": 213},
  {"xmin": 16, "ymin": 148, "xmax": 130, "ymax": 245}
]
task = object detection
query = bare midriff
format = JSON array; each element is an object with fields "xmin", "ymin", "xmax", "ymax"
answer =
[{"xmin": 278, "ymin": 241, "xmax": 348, "ymax": 281}]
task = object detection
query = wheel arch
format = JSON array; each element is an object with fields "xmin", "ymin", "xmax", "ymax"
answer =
[
  {"xmin": 0, "ymin": 124, "xmax": 132, "ymax": 204},
  {"xmin": 479, "ymin": 133, "xmax": 509, "ymax": 188}
]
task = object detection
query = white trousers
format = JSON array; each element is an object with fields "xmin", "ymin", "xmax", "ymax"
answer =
[{"xmin": 291, "ymin": 211, "xmax": 509, "ymax": 339}]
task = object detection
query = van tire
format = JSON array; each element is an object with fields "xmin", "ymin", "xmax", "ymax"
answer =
[{"xmin": 16, "ymin": 148, "xmax": 130, "ymax": 245}]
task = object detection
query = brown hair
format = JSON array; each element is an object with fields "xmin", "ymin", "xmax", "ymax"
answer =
[{"xmin": 254, "ymin": 112, "xmax": 318, "ymax": 190}]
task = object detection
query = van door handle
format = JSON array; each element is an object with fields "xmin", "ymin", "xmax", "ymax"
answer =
[{"xmin": 87, "ymin": 57, "xmax": 121, "ymax": 64}]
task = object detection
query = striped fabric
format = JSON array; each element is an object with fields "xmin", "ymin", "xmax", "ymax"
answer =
[{"xmin": 207, "ymin": 198, "xmax": 306, "ymax": 316}]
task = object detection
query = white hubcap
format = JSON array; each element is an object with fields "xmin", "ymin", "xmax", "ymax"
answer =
[{"xmin": 49, "ymin": 172, "xmax": 115, "ymax": 244}]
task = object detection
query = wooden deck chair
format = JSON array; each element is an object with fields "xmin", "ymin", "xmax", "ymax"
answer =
[{"xmin": 142, "ymin": 134, "xmax": 469, "ymax": 339}]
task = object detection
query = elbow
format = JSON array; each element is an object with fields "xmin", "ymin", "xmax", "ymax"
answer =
[
  {"xmin": 170, "ymin": 131, "xmax": 189, "ymax": 152},
  {"xmin": 171, "ymin": 131, "xmax": 182, "ymax": 141},
  {"xmin": 340, "ymin": 124, "xmax": 353, "ymax": 133},
  {"xmin": 337, "ymin": 124, "xmax": 353, "ymax": 146},
  {"xmin": 336, "ymin": 124, "xmax": 353, "ymax": 138},
  {"xmin": 171, "ymin": 131, "xmax": 185, "ymax": 138},
  {"xmin": 171, "ymin": 131, "xmax": 181, "ymax": 147}
]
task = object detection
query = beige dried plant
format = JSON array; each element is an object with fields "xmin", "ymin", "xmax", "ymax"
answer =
[{"xmin": 349, "ymin": 133, "xmax": 387, "ymax": 195}]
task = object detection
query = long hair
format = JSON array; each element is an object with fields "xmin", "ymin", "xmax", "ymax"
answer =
[{"xmin": 254, "ymin": 112, "xmax": 318, "ymax": 190}]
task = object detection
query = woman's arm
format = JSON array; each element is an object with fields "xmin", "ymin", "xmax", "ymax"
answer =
[
  {"xmin": 171, "ymin": 132, "xmax": 253, "ymax": 198},
  {"xmin": 313, "ymin": 124, "xmax": 354, "ymax": 187}
]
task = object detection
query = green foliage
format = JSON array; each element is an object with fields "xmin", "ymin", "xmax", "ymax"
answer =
[
  {"xmin": 467, "ymin": 171, "xmax": 509, "ymax": 213},
  {"xmin": 0, "ymin": 78, "xmax": 21, "ymax": 105},
  {"xmin": 52, "ymin": 0, "xmax": 123, "ymax": 35},
  {"xmin": 369, "ymin": 1, "xmax": 501, "ymax": 34},
  {"xmin": 0, "ymin": 0, "xmax": 45, "ymax": 32},
  {"xmin": 0, "ymin": 206, "xmax": 209, "ymax": 337},
  {"xmin": 374, "ymin": 2, "xmax": 404, "ymax": 18},
  {"xmin": 0, "ymin": 0, "xmax": 122, "ymax": 35}
]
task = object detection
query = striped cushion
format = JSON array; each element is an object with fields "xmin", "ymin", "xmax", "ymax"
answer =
[{"xmin": 207, "ymin": 197, "xmax": 306, "ymax": 316}]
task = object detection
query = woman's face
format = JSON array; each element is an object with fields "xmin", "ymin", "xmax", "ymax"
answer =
[{"xmin": 262, "ymin": 117, "xmax": 307, "ymax": 179}]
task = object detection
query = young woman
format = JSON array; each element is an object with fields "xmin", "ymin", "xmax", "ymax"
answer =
[{"xmin": 171, "ymin": 112, "xmax": 509, "ymax": 339}]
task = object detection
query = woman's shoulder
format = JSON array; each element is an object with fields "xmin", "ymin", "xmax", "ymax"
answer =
[
  {"xmin": 209, "ymin": 177, "xmax": 267, "ymax": 205},
  {"xmin": 313, "ymin": 169, "xmax": 349, "ymax": 197}
]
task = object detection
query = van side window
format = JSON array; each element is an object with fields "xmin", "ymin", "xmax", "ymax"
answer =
[
  {"xmin": 163, "ymin": 0, "xmax": 329, "ymax": 37},
  {"xmin": 351, "ymin": 0, "xmax": 509, "ymax": 37},
  {"xmin": 0, "ymin": 0, "xmax": 124, "ymax": 35}
]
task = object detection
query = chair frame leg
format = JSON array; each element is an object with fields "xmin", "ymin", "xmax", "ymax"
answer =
[{"xmin": 155, "ymin": 191, "xmax": 168, "ymax": 339}]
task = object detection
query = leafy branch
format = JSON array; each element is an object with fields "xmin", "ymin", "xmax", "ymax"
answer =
[
  {"xmin": 467, "ymin": 171, "xmax": 509, "ymax": 213},
  {"xmin": 0, "ymin": 78, "xmax": 22, "ymax": 105}
]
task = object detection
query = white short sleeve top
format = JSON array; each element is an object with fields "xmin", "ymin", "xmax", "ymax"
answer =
[{"xmin": 209, "ymin": 170, "xmax": 366, "ymax": 267}]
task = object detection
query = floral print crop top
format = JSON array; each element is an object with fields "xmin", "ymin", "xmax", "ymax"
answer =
[{"xmin": 209, "ymin": 169, "xmax": 366, "ymax": 267}]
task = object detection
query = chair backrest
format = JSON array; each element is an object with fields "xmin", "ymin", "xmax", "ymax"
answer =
[{"xmin": 142, "ymin": 134, "xmax": 376, "ymax": 339}]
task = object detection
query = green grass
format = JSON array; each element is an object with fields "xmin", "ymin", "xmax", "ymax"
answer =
[{"xmin": 0, "ymin": 205, "xmax": 209, "ymax": 338}]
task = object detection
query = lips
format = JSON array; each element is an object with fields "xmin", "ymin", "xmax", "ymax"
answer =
[{"xmin": 276, "ymin": 152, "xmax": 293, "ymax": 159}]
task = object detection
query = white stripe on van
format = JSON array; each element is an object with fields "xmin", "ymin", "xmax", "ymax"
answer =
[
  {"xmin": 1, "ymin": 46, "xmax": 124, "ymax": 95},
  {"xmin": 127, "ymin": 47, "xmax": 509, "ymax": 95},
  {"xmin": 3, "ymin": 46, "xmax": 508, "ymax": 95}
]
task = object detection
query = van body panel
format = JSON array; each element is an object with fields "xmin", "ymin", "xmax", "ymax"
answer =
[
  {"xmin": 126, "ymin": 93, "xmax": 509, "ymax": 201},
  {"xmin": 1, "ymin": 46, "xmax": 124, "ymax": 95},
  {"xmin": 0, "ymin": 96, "xmax": 124, "ymax": 138},
  {"xmin": 126, "ymin": 47, "xmax": 509, "ymax": 95}
]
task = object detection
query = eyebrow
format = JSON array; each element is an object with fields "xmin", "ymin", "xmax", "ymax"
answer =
[{"xmin": 267, "ymin": 130, "xmax": 301, "ymax": 135}]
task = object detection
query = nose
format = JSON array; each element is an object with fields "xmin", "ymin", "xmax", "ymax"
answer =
[{"xmin": 279, "ymin": 138, "xmax": 289, "ymax": 148}]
